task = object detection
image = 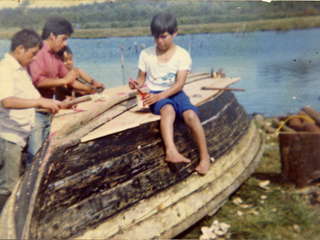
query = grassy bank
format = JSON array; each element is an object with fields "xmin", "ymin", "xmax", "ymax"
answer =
[
  {"xmin": 1, "ymin": 15, "xmax": 320, "ymax": 40},
  {"xmin": 177, "ymin": 119, "xmax": 320, "ymax": 239}
]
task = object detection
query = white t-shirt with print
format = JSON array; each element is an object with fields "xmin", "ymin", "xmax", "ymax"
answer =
[
  {"xmin": 0, "ymin": 53, "xmax": 41, "ymax": 147},
  {"xmin": 138, "ymin": 45, "xmax": 192, "ymax": 91}
]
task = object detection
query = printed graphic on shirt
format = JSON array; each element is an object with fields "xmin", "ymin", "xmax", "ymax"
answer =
[{"xmin": 151, "ymin": 72, "xmax": 176, "ymax": 87}]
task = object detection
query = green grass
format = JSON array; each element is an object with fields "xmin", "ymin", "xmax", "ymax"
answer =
[{"xmin": 176, "ymin": 120, "xmax": 320, "ymax": 239}]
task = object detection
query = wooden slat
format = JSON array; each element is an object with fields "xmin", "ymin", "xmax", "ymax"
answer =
[
  {"xmin": 201, "ymin": 86, "xmax": 245, "ymax": 91},
  {"xmin": 81, "ymin": 77, "xmax": 241, "ymax": 142}
]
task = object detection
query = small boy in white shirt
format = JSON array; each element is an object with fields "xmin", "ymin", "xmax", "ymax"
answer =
[
  {"xmin": 0, "ymin": 29, "xmax": 61, "ymax": 210},
  {"xmin": 129, "ymin": 13, "xmax": 210, "ymax": 175}
]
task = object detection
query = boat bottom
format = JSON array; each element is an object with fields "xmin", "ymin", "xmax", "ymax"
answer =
[{"xmin": 75, "ymin": 122, "xmax": 265, "ymax": 239}]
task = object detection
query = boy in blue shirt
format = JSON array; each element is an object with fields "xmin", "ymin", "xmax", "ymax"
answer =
[{"xmin": 129, "ymin": 13, "xmax": 210, "ymax": 174}]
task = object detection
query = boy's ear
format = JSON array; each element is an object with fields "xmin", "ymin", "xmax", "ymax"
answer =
[
  {"xmin": 49, "ymin": 32, "xmax": 56, "ymax": 40},
  {"xmin": 173, "ymin": 29, "xmax": 178, "ymax": 37},
  {"xmin": 16, "ymin": 45, "xmax": 25, "ymax": 55}
]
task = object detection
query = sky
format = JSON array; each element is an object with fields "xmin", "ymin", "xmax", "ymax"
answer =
[{"xmin": 0, "ymin": 0, "xmax": 111, "ymax": 9}]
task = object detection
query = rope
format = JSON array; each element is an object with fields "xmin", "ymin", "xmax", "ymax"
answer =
[{"xmin": 275, "ymin": 115, "xmax": 315, "ymax": 135}]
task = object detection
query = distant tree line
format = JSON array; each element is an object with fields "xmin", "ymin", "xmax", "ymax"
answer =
[{"xmin": 1, "ymin": 1, "xmax": 320, "ymax": 30}]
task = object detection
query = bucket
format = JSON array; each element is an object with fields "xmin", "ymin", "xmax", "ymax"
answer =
[{"xmin": 136, "ymin": 91, "xmax": 149, "ymax": 109}]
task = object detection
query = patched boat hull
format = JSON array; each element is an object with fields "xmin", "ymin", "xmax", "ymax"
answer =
[{"xmin": 0, "ymin": 75, "xmax": 264, "ymax": 239}]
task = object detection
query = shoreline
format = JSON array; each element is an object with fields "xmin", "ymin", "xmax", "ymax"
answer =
[{"xmin": 1, "ymin": 16, "xmax": 320, "ymax": 39}]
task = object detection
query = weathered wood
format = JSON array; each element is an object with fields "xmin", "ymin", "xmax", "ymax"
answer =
[
  {"xmin": 54, "ymin": 91, "xmax": 136, "ymax": 140},
  {"xmin": 186, "ymin": 72, "xmax": 211, "ymax": 83},
  {"xmin": 158, "ymin": 126, "xmax": 264, "ymax": 239},
  {"xmin": 201, "ymin": 86, "xmax": 245, "ymax": 91},
  {"xmin": 75, "ymin": 123, "xmax": 264, "ymax": 239},
  {"xmin": 37, "ymin": 95, "xmax": 92, "ymax": 113},
  {"xmin": 279, "ymin": 132, "xmax": 320, "ymax": 188},
  {"xmin": 32, "ymin": 92, "xmax": 250, "ymax": 239},
  {"xmin": 254, "ymin": 114, "xmax": 276, "ymax": 133},
  {"xmin": 0, "ymin": 72, "xmax": 264, "ymax": 240},
  {"xmin": 272, "ymin": 117, "xmax": 296, "ymax": 133},
  {"xmin": 302, "ymin": 105, "xmax": 320, "ymax": 127},
  {"xmin": 81, "ymin": 77, "xmax": 241, "ymax": 143},
  {"xmin": 31, "ymin": 92, "xmax": 248, "ymax": 239}
]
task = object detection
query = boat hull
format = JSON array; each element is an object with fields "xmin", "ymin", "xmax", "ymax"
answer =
[{"xmin": 0, "ymin": 89, "xmax": 264, "ymax": 239}]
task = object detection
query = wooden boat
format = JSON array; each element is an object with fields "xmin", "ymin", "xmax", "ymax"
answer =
[{"xmin": 0, "ymin": 71, "xmax": 265, "ymax": 239}]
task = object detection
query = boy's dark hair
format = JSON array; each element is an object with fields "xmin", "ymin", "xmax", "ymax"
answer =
[
  {"xmin": 57, "ymin": 45, "xmax": 72, "ymax": 60},
  {"xmin": 41, "ymin": 17, "xmax": 73, "ymax": 40},
  {"xmin": 151, "ymin": 12, "xmax": 177, "ymax": 38},
  {"xmin": 10, "ymin": 29, "xmax": 43, "ymax": 52}
]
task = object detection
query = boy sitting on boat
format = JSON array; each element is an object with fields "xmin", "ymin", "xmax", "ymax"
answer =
[
  {"xmin": 0, "ymin": 29, "xmax": 62, "ymax": 211},
  {"xmin": 56, "ymin": 45, "xmax": 105, "ymax": 100},
  {"xmin": 129, "ymin": 12, "xmax": 210, "ymax": 174}
]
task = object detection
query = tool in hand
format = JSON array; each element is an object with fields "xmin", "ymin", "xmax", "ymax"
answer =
[
  {"xmin": 76, "ymin": 78, "xmax": 102, "ymax": 93},
  {"xmin": 132, "ymin": 80, "xmax": 143, "ymax": 95},
  {"xmin": 36, "ymin": 95, "xmax": 93, "ymax": 113}
]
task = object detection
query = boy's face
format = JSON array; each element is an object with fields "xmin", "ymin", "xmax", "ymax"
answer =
[
  {"xmin": 50, "ymin": 33, "xmax": 69, "ymax": 53},
  {"xmin": 63, "ymin": 52, "xmax": 74, "ymax": 71},
  {"xmin": 154, "ymin": 31, "xmax": 177, "ymax": 51},
  {"xmin": 19, "ymin": 45, "xmax": 40, "ymax": 68}
]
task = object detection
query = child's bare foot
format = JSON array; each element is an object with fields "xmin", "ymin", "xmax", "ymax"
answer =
[
  {"xmin": 195, "ymin": 154, "xmax": 210, "ymax": 175},
  {"xmin": 165, "ymin": 150, "xmax": 191, "ymax": 164}
]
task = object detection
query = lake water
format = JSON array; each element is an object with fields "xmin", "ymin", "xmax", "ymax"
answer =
[{"xmin": 1, "ymin": 28, "xmax": 319, "ymax": 116}]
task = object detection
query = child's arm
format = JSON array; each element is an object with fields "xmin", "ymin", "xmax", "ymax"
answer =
[
  {"xmin": 36, "ymin": 70, "xmax": 79, "ymax": 88},
  {"xmin": 129, "ymin": 70, "xmax": 146, "ymax": 90},
  {"xmin": 1, "ymin": 97, "xmax": 62, "ymax": 114},
  {"xmin": 144, "ymin": 69, "xmax": 188, "ymax": 106},
  {"xmin": 71, "ymin": 81, "xmax": 95, "ymax": 95}
]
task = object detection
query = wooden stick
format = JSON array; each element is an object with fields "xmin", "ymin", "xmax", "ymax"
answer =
[
  {"xmin": 302, "ymin": 105, "xmax": 320, "ymax": 127},
  {"xmin": 201, "ymin": 86, "xmax": 245, "ymax": 91},
  {"xmin": 254, "ymin": 114, "xmax": 277, "ymax": 134},
  {"xmin": 121, "ymin": 43, "xmax": 125, "ymax": 85},
  {"xmin": 36, "ymin": 95, "xmax": 92, "ymax": 113},
  {"xmin": 272, "ymin": 117, "xmax": 296, "ymax": 133}
]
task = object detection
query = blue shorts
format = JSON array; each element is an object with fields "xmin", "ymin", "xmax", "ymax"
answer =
[{"xmin": 149, "ymin": 90, "xmax": 199, "ymax": 120}]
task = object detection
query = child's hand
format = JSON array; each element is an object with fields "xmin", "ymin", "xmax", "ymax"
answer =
[
  {"xmin": 144, "ymin": 93, "xmax": 159, "ymax": 106},
  {"xmin": 128, "ymin": 76, "xmax": 138, "ymax": 90},
  {"xmin": 39, "ymin": 98, "xmax": 62, "ymax": 114},
  {"xmin": 92, "ymin": 79, "xmax": 105, "ymax": 91},
  {"xmin": 64, "ymin": 70, "xmax": 79, "ymax": 84}
]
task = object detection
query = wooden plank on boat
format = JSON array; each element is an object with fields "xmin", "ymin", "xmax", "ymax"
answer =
[
  {"xmin": 201, "ymin": 87, "xmax": 245, "ymax": 91},
  {"xmin": 49, "ymin": 73, "xmax": 209, "ymax": 135},
  {"xmin": 187, "ymin": 77, "xmax": 241, "ymax": 106},
  {"xmin": 74, "ymin": 122, "xmax": 264, "ymax": 239},
  {"xmin": 50, "ymin": 75, "xmax": 240, "ymax": 139},
  {"xmin": 81, "ymin": 77, "xmax": 241, "ymax": 142}
]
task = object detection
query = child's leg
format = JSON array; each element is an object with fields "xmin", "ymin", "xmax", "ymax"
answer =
[
  {"xmin": 182, "ymin": 110, "xmax": 210, "ymax": 174},
  {"xmin": 159, "ymin": 105, "xmax": 191, "ymax": 164},
  {"xmin": 0, "ymin": 138, "xmax": 22, "ymax": 196},
  {"xmin": 26, "ymin": 112, "xmax": 51, "ymax": 167}
]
